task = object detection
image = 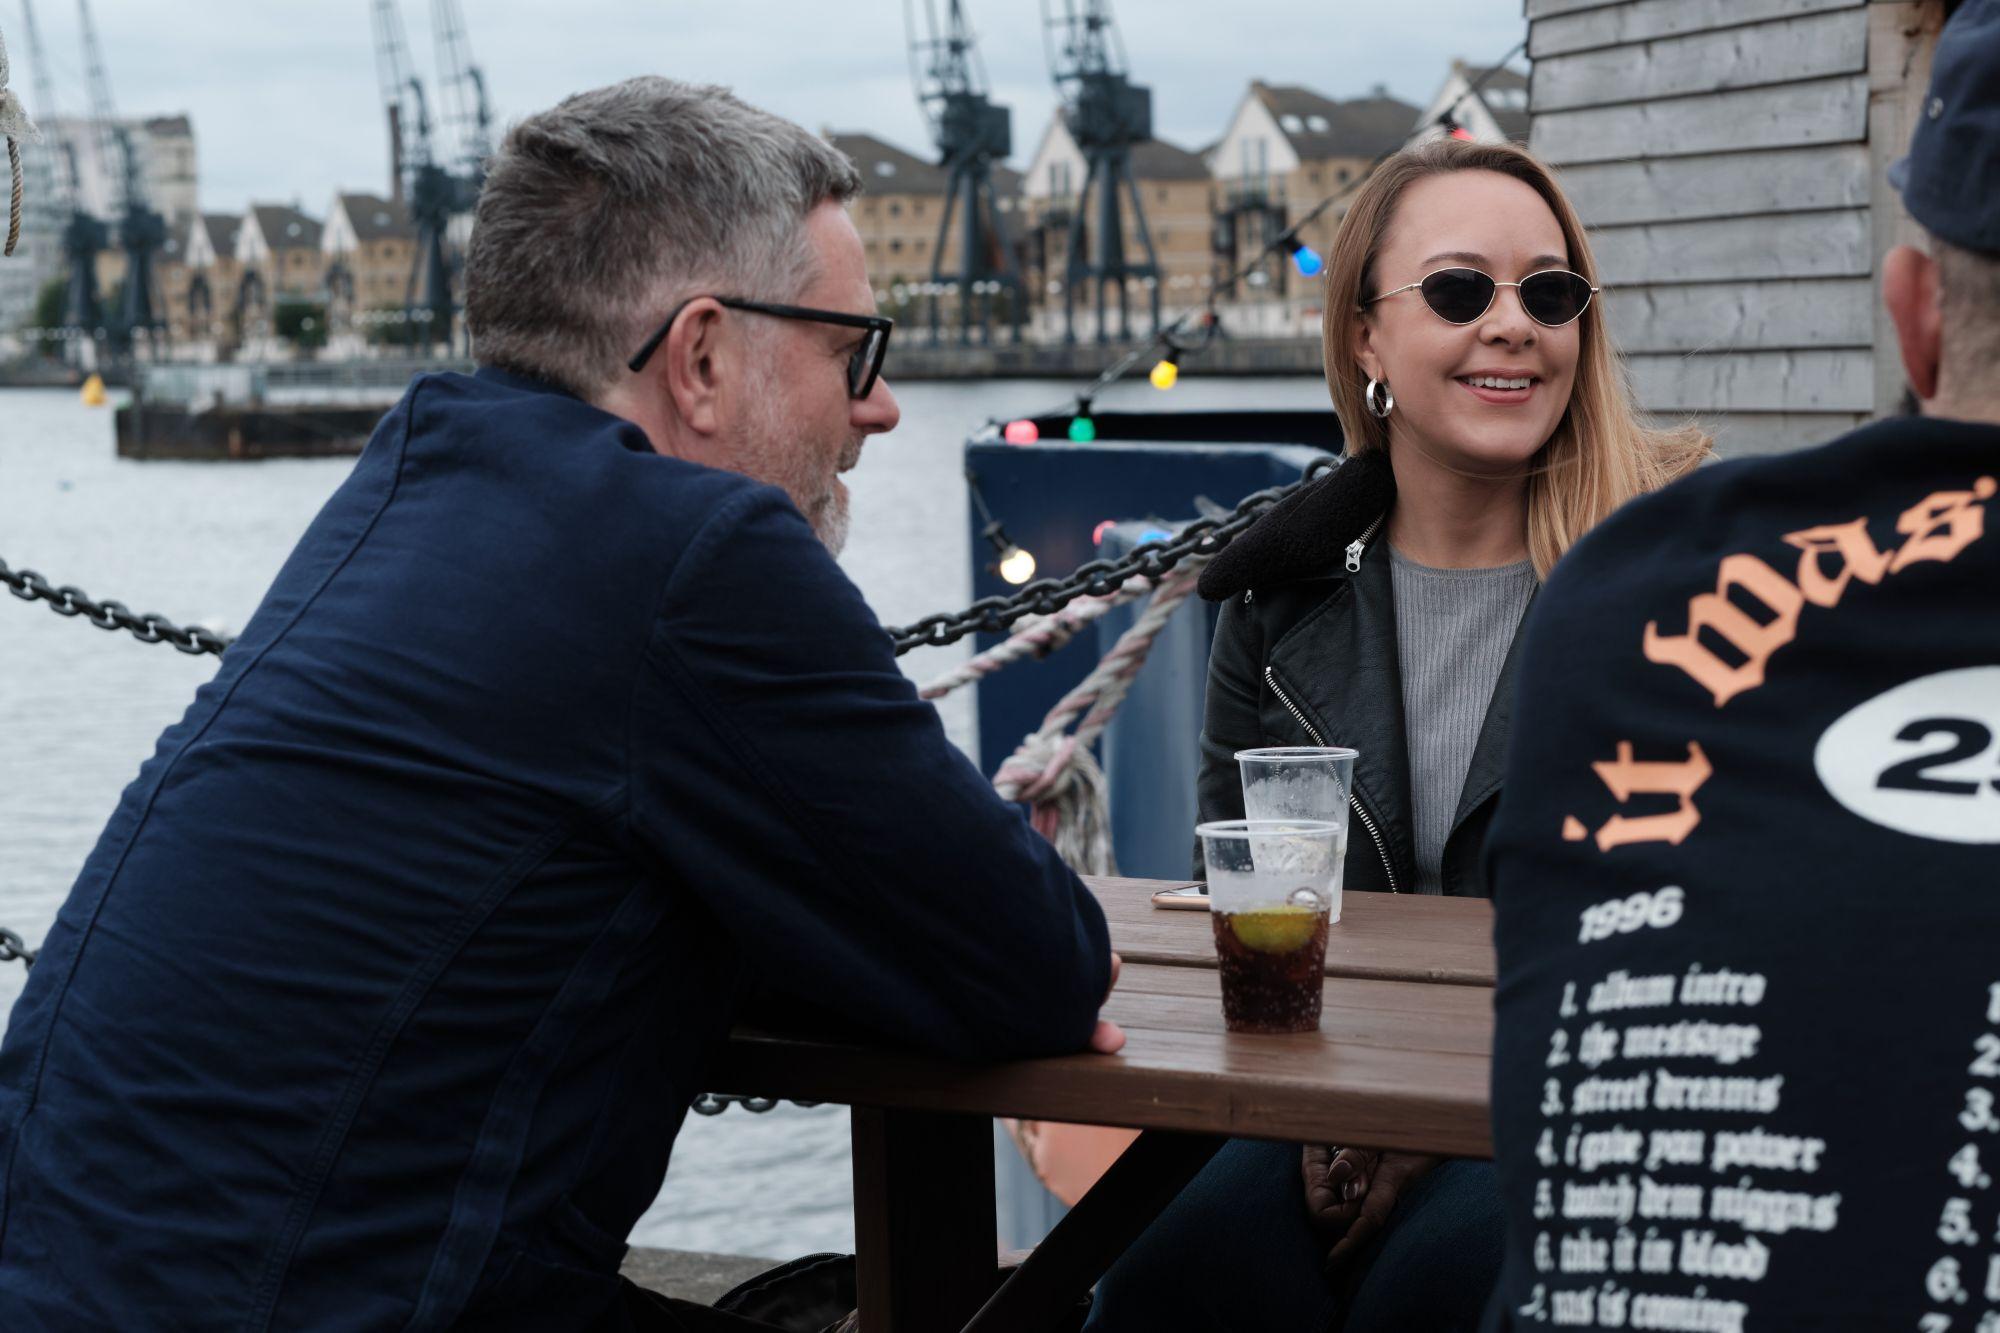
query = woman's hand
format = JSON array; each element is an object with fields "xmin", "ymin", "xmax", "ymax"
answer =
[{"xmin": 1301, "ymin": 1146, "xmax": 1440, "ymax": 1276}]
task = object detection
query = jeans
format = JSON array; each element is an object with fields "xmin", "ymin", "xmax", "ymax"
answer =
[{"xmin": 1083, "ymin": 1139, "xmax": 1503, "ymax": 1333}]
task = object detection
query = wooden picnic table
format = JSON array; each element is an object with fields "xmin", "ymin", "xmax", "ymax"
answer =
[
  {"xmin": 1087, "ymin": 875, "xmax": 1498, "ymax": 987},
  {"xmin": 710, "ymin": 876, "xmax": 1498, "ymax": 1332}
]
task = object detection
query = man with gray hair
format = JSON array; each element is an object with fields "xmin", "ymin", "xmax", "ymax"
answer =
[{"xmin": 0, "ymin": 78, "xmax": 1120, "ymax": 1331}]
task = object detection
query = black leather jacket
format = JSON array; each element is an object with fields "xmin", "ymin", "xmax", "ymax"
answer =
[{"xmin": 1191, "ymin": 451, "xmax": 1530, "ymax": 897}]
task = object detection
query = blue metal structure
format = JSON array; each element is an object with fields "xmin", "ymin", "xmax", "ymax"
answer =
[{"xmin": 963, "ymin": 409, "xmax": 1339, "ymax": 878}]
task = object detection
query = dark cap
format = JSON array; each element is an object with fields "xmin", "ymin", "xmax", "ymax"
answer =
[{"xmin": 1889, "ymin": 0, "xmax": 2000, "ymax": 255}]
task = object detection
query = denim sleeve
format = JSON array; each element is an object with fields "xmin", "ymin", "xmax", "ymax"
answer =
[{"xmin": 629, "ymin": 484, "xmax": 1111, "ymax": 1059}]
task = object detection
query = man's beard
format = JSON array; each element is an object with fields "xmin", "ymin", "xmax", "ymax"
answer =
[
  {"xmin": 740, "ymin": 375, "xmax": 854, "ymax": 556},
  {"xmin": 807, "ymin": 477, "xmax": 851, "ymax": 556}
]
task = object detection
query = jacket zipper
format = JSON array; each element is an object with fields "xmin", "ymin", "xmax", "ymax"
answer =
[
  {"xmin": 1262, "ymin": 666, "xmax": 1401, "ymax": 893},
  {"xmin": 1345, "ymin": 512, "xmax": 1387, "ymax": 573}
]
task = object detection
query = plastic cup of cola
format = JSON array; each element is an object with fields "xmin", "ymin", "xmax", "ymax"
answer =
[
  {"xmin": 1194, "ymin": 819, "xmax": 1340, "ymax": 1034},
  {"xmin": 1236, "ymin": 746, "xmax": 1354, "ymax": 896}
]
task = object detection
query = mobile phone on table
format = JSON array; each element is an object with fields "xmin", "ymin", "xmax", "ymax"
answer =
[{"xmin": 1149, "ymin": 882, "xmax": 1210, "ymax": 911}]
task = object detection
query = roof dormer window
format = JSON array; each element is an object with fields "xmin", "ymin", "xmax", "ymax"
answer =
[
  {"xmin": 1307, "ymin": 114, "xmax": 1330, "ymax": 132},
  {"xmin": 1280, "ymin": 114, "xmax": 1305, "ymax": 134}
]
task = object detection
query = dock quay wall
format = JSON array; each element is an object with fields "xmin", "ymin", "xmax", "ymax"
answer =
[
  {"xmin": 110, "ymin": 338, "xmax": 1325, "ymax": 459},
  {"xmin": 115, "ymin": 401, "xmax": 389, "ymax": 460},
  {"xmin": 621, "ymin": 1247, "xmax": 779, "ymax": 1307},
  {"xmin": 885, "ymin": 336, "xmax": 1323, "ymax": 380}
]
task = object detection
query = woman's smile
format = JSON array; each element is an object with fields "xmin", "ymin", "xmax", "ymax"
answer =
[{"xmin": 1455, "ymin": 371, "xmax": 1541, "ymax": 406}]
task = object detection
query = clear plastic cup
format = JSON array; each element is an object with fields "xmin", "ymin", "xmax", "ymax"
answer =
[
  {"xmin": 1236, "ymin": 746, "xmax": 1356, "ymax": 825},
  {"xmin": 1195, "ymin": 819, "xmax": 1340, "ymax": 1034},
  {"xmin": 1235, "ymin": 747, "xmax": 1354, "ymax": 911}
]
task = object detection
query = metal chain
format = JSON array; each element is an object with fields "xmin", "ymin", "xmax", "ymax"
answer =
[
  {"xmin": 0, "ymin": 558, "xmax": 233, "ymax": 657},
  {"xmin": 690, "ymin": 1093, "xmax": 821, "ymax": 1116},
  {"xmin": 886, "ymin": 453, "xmax": 1335, "ymax": 656},
  {"xmin": 4, "ymin": 447, "xmax": 1331, "ymax": 666},
  {"xmin": 1, "ymin": 927, "xmax": 34, "ymax": 970}
]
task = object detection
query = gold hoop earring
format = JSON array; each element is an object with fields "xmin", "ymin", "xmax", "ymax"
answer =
[{"xmin": 1365, "ymin": 378, "xmax": 1394, "ymax": 419}]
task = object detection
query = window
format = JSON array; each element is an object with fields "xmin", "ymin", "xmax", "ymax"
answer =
[
  {"xmin": 889, "ymin": 201, "xmax": 902, "ymax": 218},
  {"xmin": 890, "ymin": 238, "xmax": 903, "ymax": 253},
  {"xmin": 1280, "ymin": 113, "xmax": 1305, "ymax": 133},
  {"xmin": 1337, "ymin": 168, "xmax": 1351, "ymax": 184},
  {"xmin": 1157, "ymin": 187, "xmax": 1168, "ymax": 203},
  {"xmin": 1307, "ymin": 114, "xmax": 1330, "ymax": 132}
]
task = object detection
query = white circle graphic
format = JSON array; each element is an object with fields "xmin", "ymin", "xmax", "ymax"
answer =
[{"xmin": 1814, "ymin": 665, "xmax": 2000, "ymax": 845}]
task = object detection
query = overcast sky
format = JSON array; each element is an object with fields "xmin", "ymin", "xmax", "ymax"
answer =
[{"xmin": 7, "ymin": 1, "xmax": 1527, "ymax": 215}]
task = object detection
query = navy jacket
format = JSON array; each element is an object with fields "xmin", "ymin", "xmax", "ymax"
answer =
[{"xmin": 0, "ymin": 369, "xmax": 1112, "ymax": 1330}]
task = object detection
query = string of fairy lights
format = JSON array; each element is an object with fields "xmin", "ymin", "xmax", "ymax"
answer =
[{"xmin": 995, "ymin": 39, "xmax": 1529, "ymax": 456}]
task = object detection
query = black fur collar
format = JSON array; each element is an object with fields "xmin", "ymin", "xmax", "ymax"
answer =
[{"xmin": 1196, "ymin": 450, "xmax": 1396, "ymax": 601}]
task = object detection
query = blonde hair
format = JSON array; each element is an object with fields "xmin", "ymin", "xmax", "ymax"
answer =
[{"xmin": 1322, "ymin": 138, "xmax": 1709, "ymax": 578}]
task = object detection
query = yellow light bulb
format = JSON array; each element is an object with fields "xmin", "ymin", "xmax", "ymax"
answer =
[
  {"xmin": 1150, "ymin": 358, "xmax": 1180, "ymax": 390},
  {"xmin": 998, "ymin": 546, "xmax": 1038, "ymax": 585}
]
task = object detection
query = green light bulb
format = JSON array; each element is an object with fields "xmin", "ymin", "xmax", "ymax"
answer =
[{"xmin": 1068, "ymin": 415, "xmax": 1097, "ymax": 443}]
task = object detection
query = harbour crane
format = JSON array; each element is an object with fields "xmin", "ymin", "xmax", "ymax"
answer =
[
  {"xmin": 78, "ymin": 0, "xmax": 166, "ymax": 353},
  {"xmin": 1041, "ymin": 0, "xmax": 1160, "ymax": 345},
  {"xmin": 19, "ymin": 0, "xmax": 105, "ymax": 343},
  {"xmin": 904, "ymin": 0, "xmax": 1024, "ymax": 346},
  {"xmin": 369, "ymin": 0, "xmax": 454, "ymax": 350},
  {"xmin": 430, "ymin": 0, "xmax": 492, "ymax": 197}
]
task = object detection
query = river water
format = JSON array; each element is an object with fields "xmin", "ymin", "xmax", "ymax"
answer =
[{"xmin": 0, "ymin": 372, "xmax": 1327, "ymax": 1259}]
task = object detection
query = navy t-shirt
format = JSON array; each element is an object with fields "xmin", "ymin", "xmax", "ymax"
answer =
[{"xmin": 1484, "ymin": 417, "xmax": 2000, "ymax": 1331}]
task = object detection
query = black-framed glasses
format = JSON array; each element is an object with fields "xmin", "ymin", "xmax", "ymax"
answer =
[
  {"xmin": 1364, "ymin": 267, "xmax": 1598, "ymax": 328},
  {"xmin": 627, "ymin": 296, "xmax": 894, "ymax": 399}
]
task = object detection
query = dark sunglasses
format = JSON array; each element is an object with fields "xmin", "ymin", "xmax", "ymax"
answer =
[
  {"xmin": 1364, "ymin": 267, "xmax": 1598, "ymax": 328},
  {"xmin": 627, "ymin": 296, "xmax": 894, "ymax": 399}
]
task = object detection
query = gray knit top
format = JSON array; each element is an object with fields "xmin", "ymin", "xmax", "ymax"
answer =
[{"xmin": 1387, "ymin": 545, "xmax": 1538, "ymax": 895}]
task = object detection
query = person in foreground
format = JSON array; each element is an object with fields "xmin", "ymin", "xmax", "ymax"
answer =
[
  {"xmin": 1481, "ymin": 6, "xmax": 2000, "ymax": 1328},
  {"xmin": 0, "ymin": 78, "xmax": 1122, "ymax": 1332},
  {"xmin": 1087, "ymin": 138, "xmax": 1705, "ymax": 1332}
]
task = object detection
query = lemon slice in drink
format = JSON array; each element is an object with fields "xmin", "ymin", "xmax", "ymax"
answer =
[{"xmin": 1228, "ymin": 905, "xmax": 1320, "ymax": 954}]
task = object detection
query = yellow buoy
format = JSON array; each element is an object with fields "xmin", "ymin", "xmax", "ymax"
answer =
[{"xmin": 80, "ymin": 374, "xmax": 106, "ymax": 408}]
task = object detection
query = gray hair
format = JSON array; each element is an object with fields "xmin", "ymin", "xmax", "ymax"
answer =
[
  {"xmin": 1936, "ymin": 235, "xmax": 2000, "ymax": 396},
  {"xmin": 464, "ymin": 77, "xmax": 862, "ymax": 398}
]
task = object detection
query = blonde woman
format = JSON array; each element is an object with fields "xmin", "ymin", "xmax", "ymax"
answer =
[{"xmin": 1085, "ymin": 138, "xmax": 1705, "ymax": 1331}]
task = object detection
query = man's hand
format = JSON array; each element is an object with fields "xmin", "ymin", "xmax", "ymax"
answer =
[
  {"xmin": 1090, "ymin": 951, "xmax": 1125, "ymax": 1054},
  {"xmin": 1301, "ymin": 1146, "xmax": 1438, "ymax": 1276}
]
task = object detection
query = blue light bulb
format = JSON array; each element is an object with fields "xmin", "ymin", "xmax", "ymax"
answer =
[{"xmin": 1291, "ymin": 243, "xmax": 1324, "ymax": 277}]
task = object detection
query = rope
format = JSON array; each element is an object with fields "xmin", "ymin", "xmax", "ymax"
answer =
[
  {"xmin": 6, "ymin": 139, "xmax": 19, "ymax": 257},
  {"xmin": 916, "ymin": 572, "xmax": 1156, "ymax": 701},
  {"xmin": 0, "ymin": 22, "xmax": 38, "ymax": 258},
  {"xmin": 983, "ymin": 555, "xmax": 1207, "ymax": 875}
]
